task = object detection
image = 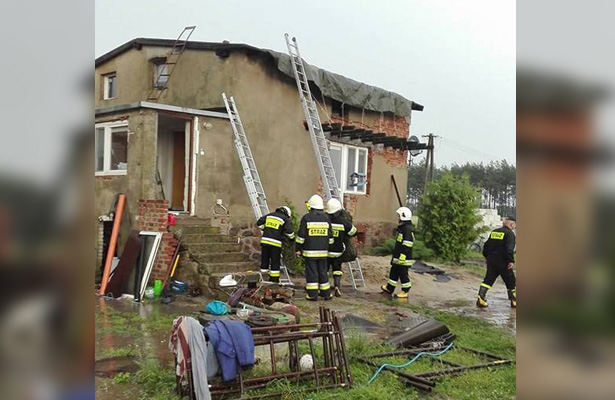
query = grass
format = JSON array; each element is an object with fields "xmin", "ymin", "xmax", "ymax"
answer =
[{"xmin": 96, "ymin": 301, "xmax": 515, "ymax": 400}]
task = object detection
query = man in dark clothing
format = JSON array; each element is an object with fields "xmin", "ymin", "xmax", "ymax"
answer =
[
  {"xmin": 381, "ymin": 207, "xmax": 415, "ymax": 299},
  {"xmin": 477, "ymin": 216, "xmax": 517, "ymax": 308},
  {"xmin": 257, "ymin": 206, "xmax": 295, "ymax": 283},
  {"xmin": 326, "ymin": 198, "xmax": 357, "ymax": 297},
  {"xmin": 296, "ymin": 195, "xmax": 334, "ymax": 300}
]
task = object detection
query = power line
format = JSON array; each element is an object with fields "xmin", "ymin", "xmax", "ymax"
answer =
[{"xmin": 439, "ymin": 136, "xmax": 502, "ymax": 160}]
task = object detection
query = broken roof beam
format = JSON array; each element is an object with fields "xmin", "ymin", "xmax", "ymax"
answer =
[
  {"xmin": 371, "ymin": 136, "xmax": 404, "ymax": 145},
  {"xmin": 321, "ymin": 123, "xmax": 342, "ymax": 132},
  {"xmin": 359, "ymin": 133, "xmax": 386, "ymax": 142},
  {"xmin": 394, "ymin": 142, "xmax": 433, "ymax": 150}
]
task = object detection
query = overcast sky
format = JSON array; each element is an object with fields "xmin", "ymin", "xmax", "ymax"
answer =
[{"xmin": 96, "ymin": 0, "xmax": 516, "ymax": 167}]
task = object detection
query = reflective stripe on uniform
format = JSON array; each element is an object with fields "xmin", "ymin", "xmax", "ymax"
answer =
[
  {"xmin": 286, "ymin": 232, "xmax": 296, "ymax": 239},
  {"xmin": 269, "ymin": 271, "xmax": 281, "ymax": 277},
  {"xmin": 348, "ymin": 226, "xmax": 358, "ymax": 236},
  {"xmin": 331, "ymin": 223, "xmax": 345, "ymax": 230},
  {"xmin": 319, "ymin": 283, "xmax": 331, "ymax": 290},
  {"xmin": 306, "ymin": 283, "xmax": 319, "ymax": 290},
  {"xmin": 258, "ymin": 225, "xmax": 265, "ymax": 229},
  {"xmin": 302, "ymin": 250, "xmax": 329, "ymax": 257},
  {"xmin": 392, "ymin": 258, "xmax": 415, "ymax": 266},
  {"xmin": 260, "ymin": 269, "xmax": 269, "ymax": 274},
  {"xmin": 333, "ymin": 271, "xmax": 344, "ymax": 276},
  {"xmin": 480, "ymin": 283, "xmax": 492, "ymax": 289},
  {"xmin": 307, "ymin": 222, "xmax": 329, "ymax": 228},
  {"xmin": 387, "ymin": 279, "xmax": 398, "ymax": 286},
  {"xmin": 328, "ymin": 251, "xmax": 343, "ymax": 258},
  {"xmin": 295, "ymin": 236, "xmax": 305, "ymax": 244},
  {"xmin": 329, "ymin": 238, "xmax": 335, "ymax": 244},
  {"xmin": 401, "ymin": 282, "xmax": 412, "ymax": 289},
  {"xmin": 261, "ymin": 238, "xmax": 282, "ymax": 247},
  {"xmin": 267, "ymin": 216, "xmax": 285, "ymax": 224},
  {"xmin": 402, "ymin": 240, "xmax": 413, "ymax": 247}
]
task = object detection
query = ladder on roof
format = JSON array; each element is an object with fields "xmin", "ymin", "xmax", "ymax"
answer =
[
  {"xmin": 284, "ymin": 34, "xmax": 366, "ymax": 290},
  {"xmin": 222, "ymin": 93, "xmax": 293, "ymax": 286},
  {"xmin": 146, "ymin": 26, "xmax": 196, "ymax": 102}
]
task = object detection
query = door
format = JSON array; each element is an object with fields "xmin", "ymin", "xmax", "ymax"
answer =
[{"xmin": 171, "ymin": 132, "xmax": 185, "ymax": 210}]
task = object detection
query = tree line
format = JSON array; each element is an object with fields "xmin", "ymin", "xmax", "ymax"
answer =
[{"xmin": 407, "ymin": 159, "xmax": 516, "ymax": 217}]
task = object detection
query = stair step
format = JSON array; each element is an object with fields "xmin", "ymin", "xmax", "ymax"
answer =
[
  {"xmin": 198, "ymin": 261, "xmax": 258, "ymax": 275},
  {"xmin": 182, "ymin": 234, "xmax": 238, "ymax": 244},
  {"xmin": 180, "ymin": 226, "xmax": 221, "ymax": 234},
  {"xmin": 175, "ymin": 217, "xmax": 212, "ymax": 226},
  {"xmin": 193, "ymin": 252, "xmax": 249, "ymax": 263},
  {"xmin": 182, "ymin": 242, "xmax": 242, "ymax": 253}
]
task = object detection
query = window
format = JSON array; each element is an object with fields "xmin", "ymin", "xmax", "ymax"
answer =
[
  {"xmin": 154, "ymin": 63, "xmax": 169, "ymax": 89},
  {"xmin": 103, "ymin": 73, "xmax": 117, "ymax": 99},
  {"xmin": 331, "ymin": 100, "xmax": 349, "ymax": 119},
  {"xmin": 95, "ymin": 122, "xmax": 128, "ymax": 175},
  {"xmin": 329, "ymin": 143, "xmax": 369, "ymax": 194}
]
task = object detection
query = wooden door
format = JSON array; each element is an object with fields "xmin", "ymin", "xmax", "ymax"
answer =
[{"xmin": 171, "ymin": 131, "xmax": 186, "ymax": 210}]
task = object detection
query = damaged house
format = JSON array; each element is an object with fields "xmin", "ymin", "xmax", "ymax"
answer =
[{"xmin": 94, "ymin": 37, "xmax": 424, "ymax": 284}]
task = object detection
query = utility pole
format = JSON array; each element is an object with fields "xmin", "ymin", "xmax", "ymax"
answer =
[{"xmin": 422, "ymin": 134, "xmax": 437, "ymax": 194}]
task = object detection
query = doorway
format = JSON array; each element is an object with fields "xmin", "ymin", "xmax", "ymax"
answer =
[{"xmin": 157, "ymin": 114, "xmax": 191, "ymax": 212}]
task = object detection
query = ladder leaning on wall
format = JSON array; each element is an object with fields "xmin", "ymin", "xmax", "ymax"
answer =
[
  {"xmin": 222, "ymin": 93, "xmax": 293, "ymax": 286},
  {"xmin": 283, "ymin": 34, "xmax": 366, "ymax": 290}
]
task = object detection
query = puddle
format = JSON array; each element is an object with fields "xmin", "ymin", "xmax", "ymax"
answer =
[{"xmin": 95, "ymin": 356, "xmax": 139, "ymax": 378}]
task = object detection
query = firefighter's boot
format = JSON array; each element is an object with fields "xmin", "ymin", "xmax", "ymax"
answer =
[
  {"xmin": 395, "ymin": 291, "xmax": 409, "ymax": 299},
  {"xmin": 508, "ymin": 289, "xmax": 517, "ymax": 308},
  {"xmin": 333, "ymin": 276, "xmax": 342, "ymax": 297},
  {"xmin": 476, "ymin": 283, "xmax": 490, "ymax": 308}
]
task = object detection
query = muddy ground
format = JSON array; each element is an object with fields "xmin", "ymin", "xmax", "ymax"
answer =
[{"xmin": 95, "ymin": 255, "xmax": 516, "ymax": 399}]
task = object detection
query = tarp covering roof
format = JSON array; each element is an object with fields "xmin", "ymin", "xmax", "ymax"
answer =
[{"xmin": 96, "ymin": 38, "xmax": 423, "ymax": 116}]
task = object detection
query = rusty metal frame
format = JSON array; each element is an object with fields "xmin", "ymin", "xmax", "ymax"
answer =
[
  {"xmin": 357, "ymin": 344, "xmax": 513, "ymax": 392},
  {"xmin": 177, "ymin": 307, "xmax": 352, "ymax": 400}
]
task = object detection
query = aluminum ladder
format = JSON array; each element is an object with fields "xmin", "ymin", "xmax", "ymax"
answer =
[
  {"xmin": 147, "ymin": 26, "xmax": 196, "ymax": 102},
  {"xmin": 284, "ymin": 34, "xmax": 366, "ymax": 290},
  {"xmin": 222, "ymin": 93, "xmax": 293, "ymax": 285}
]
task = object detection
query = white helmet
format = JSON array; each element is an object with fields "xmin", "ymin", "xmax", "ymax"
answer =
[
  {"xmin": 396, "ymin": 207, "xmax": 412, "ymax": 221},
  {"xmin": 307, "ymin": 194, "xmax": 324, "ymax": 210},
  {"xmin": 326, "ymin": 198, "xmax": 342, "ymax": 214},
  {"xmin": 280, "ymin": 206, "xmax": 291, "ymax": 218}
]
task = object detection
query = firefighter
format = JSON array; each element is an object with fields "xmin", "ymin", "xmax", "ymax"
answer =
[
  {"xmin": 256, "ymin": 206, "xmax": 295, "ymax": 283},
  {"xmin": 477, "ymin": 216, "xmax": 517, "ymax": 308},
  {"xmin": 296, "ymin": 194, "xmax": 334, "ymax": 301},
  {"xmin": 381, "ymin": 207, "xmax": 415, "ymax": 298},
  {"xmin": 326, "ymin": 198, "xmax": 357, "ymax": 297}
]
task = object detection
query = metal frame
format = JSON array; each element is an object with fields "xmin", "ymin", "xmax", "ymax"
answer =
[
  {"xmin": 357, "ymin": 345, "xmax": 514, "ymax": 392},
  {"xmin": 177, "ymin": 307, "xmax": 352, "ymax": 400}
]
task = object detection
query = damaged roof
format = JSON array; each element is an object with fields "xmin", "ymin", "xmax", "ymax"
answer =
[{"xmin": 95, "ymin": 38, "xmax": 424, "ymax": 116}]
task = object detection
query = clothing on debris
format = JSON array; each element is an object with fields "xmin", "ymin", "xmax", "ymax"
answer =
[
  {"xmin": 169, "ymin": 316, "xmax": 216, "ymax": 400},
  {"xmin": 204, "ymin": 320, "xmax": 255, "ymax": 382}
]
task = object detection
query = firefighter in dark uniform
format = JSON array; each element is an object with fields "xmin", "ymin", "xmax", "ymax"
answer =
[
  {"xmin": 381, "ymin": 207, "xmax": 415, "ymax": 298},
  {"xmin": 477, "ymin": 216, "xmax": 516, "ymax": 308},
  {"xmin": 326, "ymin": 198, "xmax": 357, "ymax": 297},
  {"xmin": 257, "ymin": 206, "xmax": 295, "ymax": 283},
  {"xmin": 296, "ymin": 195, "xmax": 334, "ymax": 301}
]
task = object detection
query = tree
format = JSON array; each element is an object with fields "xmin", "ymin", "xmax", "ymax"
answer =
[{"xmin": 418, "ymin": 173, "xmax": 482, "ymax": 262}]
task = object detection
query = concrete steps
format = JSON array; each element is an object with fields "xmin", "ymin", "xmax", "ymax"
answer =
[
  {"xmin": 182, "ymin": 233, "xmax": 238, "ymax": 244},
  {"xmin": 197, "ymin": 261, "xmax": 258, "ymax": 275},
  {"xmin": 172, "ymin": 217, "xmax": 256, "ymax": 290},
  {"xmin": 182, "ymin": 242, "xmax": 242, "ymax": 253},
  {"xmin": 193, "ymin": 252, "xmax": 249, "ymax": 264}
]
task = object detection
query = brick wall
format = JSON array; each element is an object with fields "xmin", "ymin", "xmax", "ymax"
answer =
[
  {"xmin": 329, "ymin": 114, "xmax": 408, "ymax": 168},
  {"xmin": 135, "ymin": 199, "xmax": 179, "ymax": 282}
]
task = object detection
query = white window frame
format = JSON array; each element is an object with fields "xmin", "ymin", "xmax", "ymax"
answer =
[
  {"xmin": 95, "ymin": 121, "xmax": 128, "ymax": 176},
  {"xmin": 329, "ymin": 142, "xmax": 369, "ymax": 195},
  {"xmin": 103, "ymin": 73, "xmax": 117, "ymax": 99}
]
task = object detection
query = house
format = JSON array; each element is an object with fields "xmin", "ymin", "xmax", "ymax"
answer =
[{"xmin": 94, "ymin": 37, "xmax": 424, "ymax": 283}]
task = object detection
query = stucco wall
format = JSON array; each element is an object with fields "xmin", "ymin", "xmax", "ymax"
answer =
[{"xmin": 95, "ymin": 47, "xmax": 409, "ymax": 228}]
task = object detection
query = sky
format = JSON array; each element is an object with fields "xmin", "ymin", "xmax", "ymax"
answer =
[{"xmin": 95, "ymin": 0, "xmax": 516, "ymax": 167}]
